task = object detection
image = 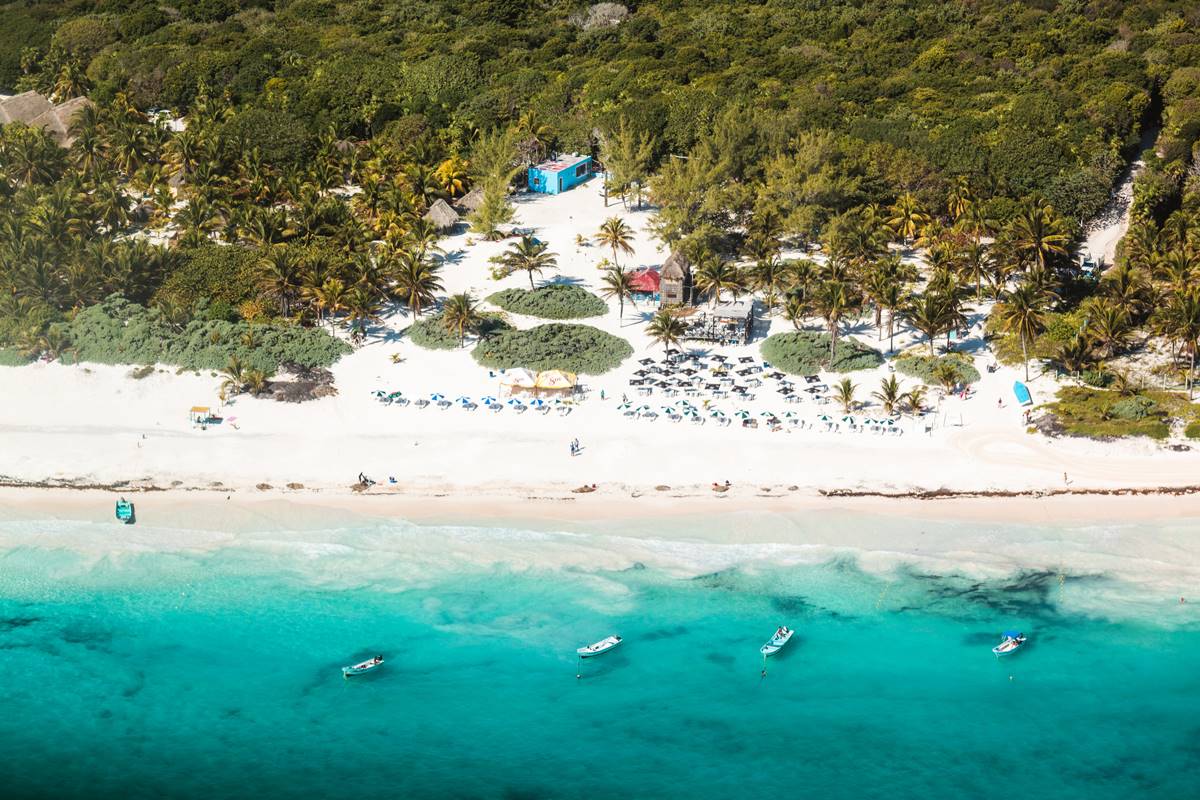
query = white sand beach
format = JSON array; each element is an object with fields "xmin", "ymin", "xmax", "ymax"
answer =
[{"xmin": 2, "ymin": 179, "xmax": 1198, "ymax": 501}]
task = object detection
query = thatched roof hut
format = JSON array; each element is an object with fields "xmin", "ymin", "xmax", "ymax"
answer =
[
  {"xmin": 660, "ymin": 251, "xmax": 691, "ymax": 307},
  {"xmin": 0, "ymin": 91, "xmax": 53, "ymax": 125},
  {"xmin": 0, "ymin": 93, "xmax": 94, "ymax": 146},
  {"xmin": 423, "ymin": 198, "xmax": 461, "ymax": 231},
  {"xmin": 455, "ymin": 186, "xmax": 484, "ymax": 214}
]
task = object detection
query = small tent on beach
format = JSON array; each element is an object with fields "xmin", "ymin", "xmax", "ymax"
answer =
[
  {"xmin": 499, "ymin": 368, "xmax": 538, "ymax": 395},
  {"xmin": 535, "ymin": 370, "xmax": 577, "ymax": 393}
]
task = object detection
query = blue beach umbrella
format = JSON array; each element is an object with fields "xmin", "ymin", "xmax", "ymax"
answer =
[
  {"xmin": 507, "ymin": 398, "xmax": 524, "ymax": 407},
  {"xmin": 481, "ymin": 396, "xmax": 497, "ymax": 405},
  {"xmin": 817, "ymin": 414, "xmax": 831, "ymax": 421},
  {"xmin": 430, "ymin": 393, "xmax": 445, "ymax": 402},
  {"xmin": 529, "ymin": 398, "xmax": 545, "ymax": 408}
]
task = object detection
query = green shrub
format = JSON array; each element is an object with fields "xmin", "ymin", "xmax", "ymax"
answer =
[
  {"xmin": 1185, "ymin": 421, "xmax": 1200, "ymax": 440},
  {"xmin": 473, "ymin": 323, "xmax": 633, "ymax": 374},
  {"xmin": 487, "ymin": 285, "xmax": 607, "ymax": 319},
  {"xmin": 154, "ymin": 244, "xmax": 260, "ymax": 313},
  {"xmin": 1043, "ymin": 387, "xmax": 1173, "ymax": 440},
  {"xmin": 1081, "ymin": 367, "xmax": 1111, "ymax": 388},
  {"xmin": 1110, "ymin": 396, "xmax": 1157, "ymax": 421},
  {"xmin": 895, "ymin": 353, "xmax": 981, "ymax": 386},
  {"xmin": 408, "ymin": 311, "xmax": 513, "ymax": 350},
  {"xmin": 760, "ymin": 331, "xmax": 883, "ymax": 375},
  {"xmin": 66, "ymin": 296, "xmax": 349, "ymax": 372},
  {"xmin": 0, "ymin": 347, "xmax": 29, "ymax": 367}
]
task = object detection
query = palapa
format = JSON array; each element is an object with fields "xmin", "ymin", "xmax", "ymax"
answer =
[{"xmin": 423, "ymin": 198, "xmax": 461, "ymax": 231}]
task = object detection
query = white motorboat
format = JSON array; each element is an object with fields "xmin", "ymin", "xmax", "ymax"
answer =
[
  {"xmin": 576, "ymin": 635, "xmax": 622, "ymax": 658},
  {"xmin": 342, "ymin": 655, "xmax": 384, "ymax": 677},
  {"xmin": 992, "ymin": 631, "xmax": 1027, "ymax": 656},
  {"xmin": 760, "ymin": 626, "xmax": 794, "ymax": 656}
]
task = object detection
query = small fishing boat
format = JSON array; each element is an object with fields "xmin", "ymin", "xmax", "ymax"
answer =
[
  {"xmin": 760, "ymin": 626, "xmax": 793, "ymax": 656},
  {"xmin": 342, "ymin": 655, "xmax": 384, "ymax": 677},
  {"xmin": 576, "ymin": 635, "xmax": 622, "ymax": 659},
  {"xmin": 992, "ymin": 631, "xmax": 1027, "ymax": 656},
  {"xmin": 114, "ymin": 498, "xmax": 134, "ymax": 524}
]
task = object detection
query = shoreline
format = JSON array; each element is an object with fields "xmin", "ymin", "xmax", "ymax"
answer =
[{"xmin": 6, "ymin": 479, "xmax": 1200, "ymax": 528}]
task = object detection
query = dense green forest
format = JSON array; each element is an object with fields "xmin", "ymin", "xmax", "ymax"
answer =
[{"xmin": 1, "ymin": 0, "xmax": 1199, "ymax": 410}]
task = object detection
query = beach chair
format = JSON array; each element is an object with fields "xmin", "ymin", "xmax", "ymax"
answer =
[{"xmin": 414, "ymin": 398, "xmax": 430, "ymax": 409}]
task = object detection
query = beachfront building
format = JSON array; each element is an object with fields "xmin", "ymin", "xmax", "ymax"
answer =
[
  {"xmin": 0, "ymin": 91, "xmax": 93, "ymax": 147},
  {"xmin": 660, "ymin": 252, "xmax": 690, "ymax": 308},
  {"xmin": 681, "ymin": 300, "xmax": 755, "ymax": 346},
  {"xmin": 629, "ymin": 267, "xmax": 661, "ymax": 305},
  {"xmin": 527, "ymin": 154, "xmax": 594, "ymax": 194}
]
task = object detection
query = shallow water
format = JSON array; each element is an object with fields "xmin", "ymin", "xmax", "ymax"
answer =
[{"xmin": 1, "ymin": 515, "xmax": 1199, "ymax": 799}]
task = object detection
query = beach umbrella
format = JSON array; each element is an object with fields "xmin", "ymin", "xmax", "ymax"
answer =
[
  {"xmin": 784, "ymin": 411, "xmax": 797, "ymax": 419},
  {"xmin": 760, "ymin": 410, "xmax": 776, "ymax": 418},
  {"xmin": 637, "ymin": 404, "xmax": 652, "ymax": 412},
  {"xmin": 529, "ymin": 398, "xmax": 545, "ymax": 408},
  {"xmin": 842, "ymin": 416, "xmax": 856, "ymax": 424},
  {"xmin": 481, "ymin": 396, "xmax": 497, "ymax": 405},
  {"xmin": 618, "ymin": 402, "xmax": 632, "ymax": 410},
  {"xmin": 456, "ymin": 395, "xmax": 472, "ymax": 404},
  {"xmin": 430, "ymin": 393, "xmax": 445, "ymax": 402},
  {"xmin": 507, "ymin": 398, "xmax": 524, "ymax": 407},
  {"xmin": 735, "ymin": 410, "xmax": 750, "ymax": 419},
  {"xmin": 817, "ymin": 414, "xmax": 831, "ymax": 421},
  {"xmin": 709, "ymin": 409, "xmax": 725, "ymax": 417}
]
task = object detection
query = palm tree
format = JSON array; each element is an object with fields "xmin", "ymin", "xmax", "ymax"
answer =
[
  {"xmin": 810, "ymin": 280, "xmax": 859, "ymax": 361},
  {"xmin": 834, "ymin": 378, "xmax": 857, "ymax": 413},
  {"xmin": 749, "ymin": 257, "xmax": 792, "ymax": 314},
  {"xmin": 497, "ymin": 235, "xmax": 557, "ymax": 288},
  {"xmin": 887, "ymin": 192, "xmax": 930, "ymax": 245},
  {"xmin": 872, "ymin": 375, "xmax": 903, "ymax": 415},
  {"xmin": 1009, "ymin": 198, "xmax": 1070, "ymax": 276},
  {"xmin": 693, "ymin": 255, "xmax": 744, "ymax": 305},
  {"xmin": 257, "ymin": 245, "xmax": 303, "ymax": 316},
  {"xmin": 594, "ymin": 217, "xmax": 635, "ymax": 268},
  {"xmin": 1081, "ymin": 297, "xmax": 1131, "ymax": 358},
  {"xmin": 442, "ymin": 292, "xmax": 483, "ymax": 347},
  {"xmin": 219, "ymin": 355, "xmax": 248, "ymax": 400},
  {"xmin": 993, "ymin": 283, "xmax": 1049, "ymax": 381},
  {"xmin": 1055, "ymin": 335, "xmax": 1093, "ymax": 378},
  {"xmin": 599, "ymin": 264, "xmax": 637, "ymax": 323},
  {"xmin": 903, "ymin": 291, "xmax": 952, "ymax": 355},
  {"xmin": 390, "ymin": 251, "xmax": 444, "ymax": 318},
  {"xmin": 904, "ymin": 385, "xmax": 928, "ymax": 415},
  {"xmin": 646, "ymin": 309, "xmax": 685, "ymax": 353},
  {"xmin": 244, "ymin": 369, "xmax": 273, "ymax": 396},
  {"xmin": 344, "ymin": 286, "xmax": 383, "ymax": 341},
  {"xmin": 1154, "ymin": 287, "xmax": 1200, "ymax": 398}
]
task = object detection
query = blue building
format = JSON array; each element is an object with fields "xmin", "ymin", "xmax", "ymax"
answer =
[{"xmin": 528, "ymin": 154, "xmax": 594, "ymax": 194}]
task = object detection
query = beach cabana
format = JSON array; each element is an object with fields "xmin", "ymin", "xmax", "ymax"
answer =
[
  {"xmin": 423, "ymin": 198, "xmax": 461, "ymax": 231},
  {"xmin": 629, "ymin": 268, "xmax": 661, "ymax": 303},
  {"xmin": 535, "ymin": 370, "xmax": 578, "ymax": 396},
  {"xmin": 188, "ymin": 406, "xmax": 211, "ymax": 425},
  {"xmin": 527, "ymin": 153, "xmax": 593, "ymax": 194},
  {"xmin": 500, "ymin": 368, "xmax": 538, "ymax": 396}
]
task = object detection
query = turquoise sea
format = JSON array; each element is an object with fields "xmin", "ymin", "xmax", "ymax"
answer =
[{"xmin": 1, "ymin": 511, "xmax": 1199, "ymax": 799}]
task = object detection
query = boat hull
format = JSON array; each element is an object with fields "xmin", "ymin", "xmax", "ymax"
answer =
[
  {"xmin": 577, "ymin": 636, "xmax": 622, "ymax": 658},
  {"xmin": 760, "ymin": 629, "xmax": 794, "ymax": 656}
]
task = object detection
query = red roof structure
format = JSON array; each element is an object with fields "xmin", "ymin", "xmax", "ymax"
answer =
[{"xmin": 629, "ymin": 268, "xmax": 661, "ymax": 293}]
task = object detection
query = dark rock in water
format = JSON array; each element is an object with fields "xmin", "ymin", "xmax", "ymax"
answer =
[
  {"xmin": 704, "ymin": 652, "xmax": 735, "ymax": 666},
  {"xmin": 962, "ymin": 631, "xmax": 1002, "ymax": 646},
  {"xmin": 0, "ymin": 616, "xmax": 41, "ymax": 631},
  {"xmin": 628, "ymin": 561, "xmax": 646, "ymax": 571},
  {"xmin": 643, "ymin": 625, "xmax": 688, "ymax": 641},
  {"xmin": 770, "ymin": 595, "xmax": 811, "ymax": 614}
]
